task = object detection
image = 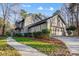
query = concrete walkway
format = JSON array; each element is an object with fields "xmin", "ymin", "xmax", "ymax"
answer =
[
  {"xmin": 7, "ymin": 37, "xmax": 47, "ymax": 56},
  {"xmin": 53, "ymin": 37, "xmax": 79, "ymax": 55}
]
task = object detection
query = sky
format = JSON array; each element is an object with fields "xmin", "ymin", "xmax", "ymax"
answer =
[
  {"xmin": 20, "ymin": 3, "xmax": 63, "ymax": 16},
  {"xmin": 0, "ymin": 3, "xmax": 64, "ymax": 24}
]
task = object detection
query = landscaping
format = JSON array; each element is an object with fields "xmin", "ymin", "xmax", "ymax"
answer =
[
  {"xmin": 0, "ymin": 37, "xmax": 20, "ymax": 56},
  {"xmin": 14, "ymin": 37, "xmax": 71, "ymax": 56}
]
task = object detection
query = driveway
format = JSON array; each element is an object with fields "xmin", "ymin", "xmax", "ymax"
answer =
[{"xmin": 53, "ymin": 37, "xmax": 79, "ymax": 55}]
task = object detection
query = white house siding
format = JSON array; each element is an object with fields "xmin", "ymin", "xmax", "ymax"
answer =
[
  {"xmin": 35, "ymin": 25, "xmax": 41, "ymax": 32},
  {"xmin": 28, "ymin": 14, "xmax": 67, "ymax": 36},
  {"xmin": 23, "ymin": 26, "xmax": 28, "ymax": 33},
  {"xmin": 24, "ymin": 16, "xmax": 34, "ymax": 27},
  {"xmin": 28, "ymin": 23, "xmax": 47, "ymax": 33},
  {"xmin": 22, "ymin": 12, "xmax": 67, "ymax": 37},
  {"xmin": 23, "ymin": 15, "xmax": 44, "ymax": 33},
  {"xmin": 33, "ymin": 17, "xmax": 41, "ymax": 23},
  {"xmin": 47, "ymin": 15, "xmax": 67, "ymax": 36},
  {"xmin": 40, "ymin": 23, "xmax": 47, "ymax": 30}
]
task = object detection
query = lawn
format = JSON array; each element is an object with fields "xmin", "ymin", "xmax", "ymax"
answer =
[
  {"xmin": 0, "ymin": 37, "xmax": 20, "ymax": 56},
  {"xmin": 14, "ymin": 37, "xmax": 71, "ymax": 56}
]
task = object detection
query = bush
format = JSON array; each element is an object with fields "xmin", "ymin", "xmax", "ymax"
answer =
[
  {"xmin": 66, "ymin": 26, "xmax": 76, "ymax": 35},
  {"xmin": 33, "ymin": 31, "xmax": 42, "ymax": 38},
  {"xmin": 42, "ymin": 29, "xmax": 50, "ymax": 37},
  {"xmin": 66, "ymin": 26, "xmax": 76, "ymax": 31},
  {"xmin": 42, "ymin": 29, "xmax": 50, "ymax": 34},
  {"xmin": 24, "ymin": 33, "xmax": 32, "ymax": 37},
  {"xmin": 5, "ymin": 32, "xmax": 11, "ymax": 36},
  {"xmin": 14, "ymin": 33, "xmax": 23, "ymax": 37},
  {"xmin": 23, "ymin": 29, "xmax": 50, "ymax": 39}
]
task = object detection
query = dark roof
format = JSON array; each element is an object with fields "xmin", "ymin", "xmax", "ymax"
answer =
[
  {"xmin": 15, "ymin": 27, "xmax": 21, "ymax": 30},
  {"xmin": 28, "ymin": 16, "xmax": 52, "ymax": 29},
  {"xmin": 28, "ymin": 12, "xmax": 66, "ymax": 29},
  {"xmin": 16, "ymin": 19, "xmax": 24, "ymax": 24}
]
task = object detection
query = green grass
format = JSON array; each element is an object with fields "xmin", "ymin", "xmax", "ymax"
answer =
[
  {"xmin": 0, "ymin": 37, "xmax": 20, "ymax": 56},
  {"xmin": 14, "ymin": 37, "xmax": 70, "ymax": 56}
]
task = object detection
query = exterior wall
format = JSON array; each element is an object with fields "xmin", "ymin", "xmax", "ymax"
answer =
[
  {"xmin": 24, "ymin": 16, "xmax": 34, "ymax": 27},
  {"xmin": 23, "ymin": 15, "xmax": 42, "ymax": 33},
  {"xmin": 47, "ymin": 15, "xmax": 67, "ymax": 36},
  {"xmin": 20, "ymin": 13, "xmax": 67, "ymax": 37},
  {"xmin": 28, "ymin": 14, "xmax": 67, "ymax": 37},
  {"xmin": 28, "ymin": 23, "xmax": 47, "ymax": 33},
  {"xmin": 33, "ymin": 16, "xmax": 41, "ymax": 23},
  {"xmin": 40, "ymin": 23, "xmax": 47, "ymax": 30}
]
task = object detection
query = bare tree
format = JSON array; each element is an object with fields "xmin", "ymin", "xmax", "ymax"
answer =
[
  {"xmin": 0, "ymin": 3, "xmax": 20, "ymax": 35},
  {"xmin": 60, "ymin": 3, "xmax": 79, "ymax": 36}
]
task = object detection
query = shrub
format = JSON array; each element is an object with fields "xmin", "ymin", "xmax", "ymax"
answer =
[
  {"xmin": 5, "ymin": 32, "xmax": 11, "ymax": 36},
  {"xmin": 66, "ymin": 26, "xmax": 76, "ymax": 35},
  {"xmin": 33, "ymin": 29, "xmax": 50, "ymax": 39},
  {"xmin": 66, "ymin": 26, "xmax": 76, "ymax": 31},
  {"xmin": 14, "ymin": 33, "xmax": 23, "ymax": 37},
  {"xmin": 33, "ymin": 31, "xmax": 42, "ymax": 38},
  {"xmin": 23, "ymin": 29, "xmax": 50, "ymax": 39},
  {"xmin": 42, "ymin": 29, "xmax": 50, "ymax": 34},
  {"xmin": 24, "ymin": 33, "xmax": 32, "ymax": 37}
]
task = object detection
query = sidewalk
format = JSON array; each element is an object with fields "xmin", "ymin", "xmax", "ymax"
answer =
[{"xmin": 7, "ymin": 37, "xmax": 47, "ymax": 56}]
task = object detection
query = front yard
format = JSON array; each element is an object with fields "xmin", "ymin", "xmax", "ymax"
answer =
[
  {"xmin": 14, "ymin": 37, "xmax": 71, "ymax": 56},
  {"xmin": 0, "ymin": 37, "xmax": 20, "ymax": 56}
]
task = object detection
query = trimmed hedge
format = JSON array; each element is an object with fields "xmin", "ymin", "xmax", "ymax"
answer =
[
  {"xmin": 14, "ymin": 29, "xmax": 50, "ymax": 39},
  {"xmin": 24, "ymin": 33, "xmax": 32, "ymax": 37},
  {"xmin": 25, "ymin": 29, "xmax": 50, "ymax": 39},
  {"xmin": 14, "ymin": 33, "xmax": 23, "ymax": 37}
]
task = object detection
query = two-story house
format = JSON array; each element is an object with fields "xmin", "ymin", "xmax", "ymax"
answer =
[
  {"xmin": 15, "ymin": 14, "xmax": 46, "ymax": 34},
  {"xmin": 28, "ymin": 11, "xmax": 67, "ymax": 36},
  {"xmin": 15, "ymin": 11, "xmax": 67, "ymax": 37}
]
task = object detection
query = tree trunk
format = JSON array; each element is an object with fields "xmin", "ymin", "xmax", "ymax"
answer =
[
  {"xmin": 2, "ymin": 24, "xmax": 5, "ymax": 35},
  {"xmin": 77, "ymin": 4, "xmax": 79, "ymax": 36}
]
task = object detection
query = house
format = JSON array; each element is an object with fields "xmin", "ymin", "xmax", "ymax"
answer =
[
  {"xmin": 28, "ymin": 11, "xmax": 67, "ymax": 36},
  {"xmin": 15, "ymin": 19, "xmax": 24, "ymax": 34},
  {"xmin": 15, "ymin": 11, "xmax": 67, "ymax": 37},
  {"xmin": 15, "ymin": 13, "xmax": 46, "ymax": 34}
]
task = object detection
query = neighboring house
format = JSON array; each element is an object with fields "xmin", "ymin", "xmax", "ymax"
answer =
[{"xmin": 28, "ymin": 11, "xmax": 67, "ymax": 36}]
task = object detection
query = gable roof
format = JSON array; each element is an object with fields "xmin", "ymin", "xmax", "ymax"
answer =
[{"xmin": 28, "ymin": 11, "xmax": 66, "ymax": 29}]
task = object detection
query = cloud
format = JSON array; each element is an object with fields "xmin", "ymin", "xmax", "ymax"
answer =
[
  {"xmin": 49, "ymin": 7, "xmax": 54, "ymax": 11},
  {"xmin": 37, "ymin": 6, "xmax": 43, "ymax": 10},
  {"xmin": 26, "ymin": 5, "xmax": 31, "ymax": 7},
  {"xmin": 37, "ymin": 6, "xmax": 54, "ymax": 11},
  {"xmin": 22, "ymin": 4, "xmax": 31, "ymax": 8}
]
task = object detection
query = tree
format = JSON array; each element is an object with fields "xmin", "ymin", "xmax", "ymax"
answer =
[
  {"xmin": 61, "ymin": 3, "xmax": 79, "ymax": 36},
  {"xmin": 20, "ymin": 9, "xmax": 28, "ymax": 20},
  {"xmin": 0, "ymin": 3, "xmax": 20, "ymax": 35}
]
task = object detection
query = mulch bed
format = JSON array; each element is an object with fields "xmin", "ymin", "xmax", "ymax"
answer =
[
  {"xmin": 33, "ymin": 38, "xmax": 72, "ymax": 56},
  {"xmin": 16, "ymin": 37, "xmax": 72, "ymax": 56},
  {"xmin": 29, "ymin": 37, "xmax": 71, "ymax": 55}
]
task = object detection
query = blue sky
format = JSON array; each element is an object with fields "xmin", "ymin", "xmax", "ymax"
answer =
[
  {"xmin": 0, "ymin": 3, "xmax": 64, "ymax": 24},
  {"xmin": 20, "ymin": 3, "xmax": 63, "ymax": 16}
]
